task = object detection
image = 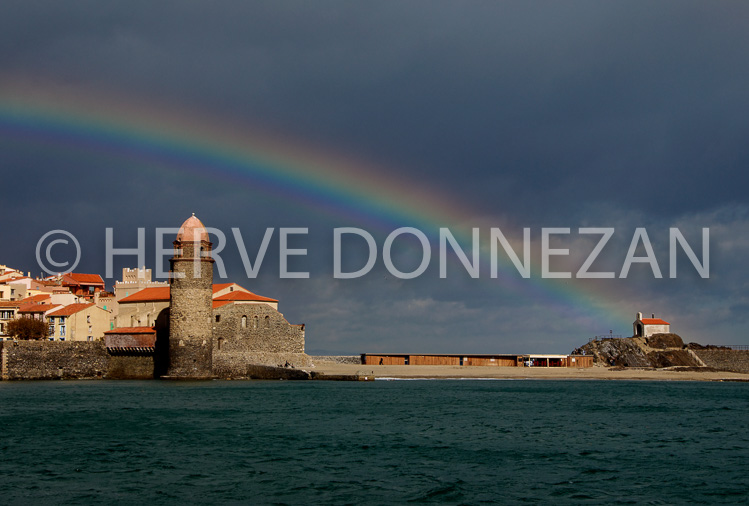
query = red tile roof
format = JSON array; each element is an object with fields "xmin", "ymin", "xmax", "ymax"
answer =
[
  {"xmin": 20, "ymin": 294, "xmax": 52, "ymax": 304},
  {"xmin": 641, "ymin": 318, "xmax": 669, "ymax": 325},
  {"xmin": 212, "ymin": 283, "xmax": 251, "ymax": 293},
  {"xmin": 18, "ymin": 303, "xmax": 60, "ymax": 314},
  {"xmin": 105, "ymin": 326, "xmax": 156, "ymax": 334},
  {"xmin": 47, "ymin": 303, "xmax": 95, "ymax": 317},
  {"xmin": 0, "ymin": 301, "xmax": 24, "ymax": 308},
  {"xmin": 118, "ymin": 283, "xmax": 276, "ymax": 303},
  {"xmin": 212, "ymin": 300, "xmax": 232, "ymax": 308},
  {"xmin": 64, "ymin": 273, "xmax": 105, "ymax": 286},
  {"xmin": 119, "ymin": 286, "xmax": 171, "ymax": 303},
  {"xmin": 213, "ymin": 290, "xmax": 277, "ymax": 303},
  {"xmin": 3, "ymin": 276, "xmax": 30, "ymax": 282}
]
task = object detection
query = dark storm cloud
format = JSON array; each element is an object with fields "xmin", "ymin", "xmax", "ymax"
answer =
[
  {"xmin": 3, "ymin": 1, "xmax": 748, "ymax": 221},
  {"xmin": 2, "ymin": 1, "xmax": 749, "ymax": 351}
]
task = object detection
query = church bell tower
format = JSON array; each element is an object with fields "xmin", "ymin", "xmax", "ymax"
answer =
[{"xmin": 167, "ymin": 213, "xmax": 214, "ymax": 378}]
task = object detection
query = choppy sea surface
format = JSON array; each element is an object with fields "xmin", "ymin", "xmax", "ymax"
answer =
[{"xmin": 0, "ymin": 379, "xmax": 748, "ymax": 504}]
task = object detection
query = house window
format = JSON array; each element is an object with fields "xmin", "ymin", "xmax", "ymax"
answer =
[
  {"xmin": 241, "ymin": 316, "xmax": 247, "ymax": 328},
  {"xmin": 87, "ymin": 315, "xmax": 91, "ymax": 323},
  {"xmin": 87, "ymin": 336, "xmax": 93, "ymax": 341},
  {"xmin": 88, "ymin": 325, "xmax": 92, "ymax": 333},
  {"xmin": 60, "ymin": 325, "xmax": 66, "ymax": 337},
  {"xmin": 48, "ymin": 324, "xmax": 54, "ymax": 336}
]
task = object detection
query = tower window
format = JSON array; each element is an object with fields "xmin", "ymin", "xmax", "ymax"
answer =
[
  {"xmin": 253, "ymin": 316, "xmax": 258, "ymax": 329},
  {"xmin": 265, "ymin": 315, "xmax": 270, "ymax": 328},
  {"xmin": 215, "ymin": 315, "xmax": 221, "ymax": 323},
  {"xmin": 241, "ymin": 316, "xmax": 247, "ymax": 328}
]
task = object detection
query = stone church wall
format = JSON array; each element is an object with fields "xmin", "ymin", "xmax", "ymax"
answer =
[{"xmin": 212, "ymin": 303, "xmax": 309, "ymax": 377}]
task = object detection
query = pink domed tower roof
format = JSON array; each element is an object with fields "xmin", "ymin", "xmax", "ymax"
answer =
[{"xmin": 176, "ymin": 213, "xmax": 209, "ymax": 242}]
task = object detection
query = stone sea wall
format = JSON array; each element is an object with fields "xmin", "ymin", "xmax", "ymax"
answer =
[
  {"xmin": 693, "ymin": 350, "xmax": 749, "ymax": 374},
  {"xmin": 0, "ymin": 341, "xmax": 154, "ymax": 380},
  {"xmin": 1, "ymin": 341, "xmax": 109, "ymax": 380}
]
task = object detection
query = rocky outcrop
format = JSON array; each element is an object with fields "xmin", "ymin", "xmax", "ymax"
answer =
[
  {"xmin": 579, "ymin": 334, "xmax": 702, "ymax": 368},
  {"xmin": 309, "ymin": 355, "xmax": 361, "ymax": 365},
  {"xmin": 582, "ymin": 337, "xmax": 652, "ymax": 367},
  {"xmin": 644, "ymin": 333, "xmax": 684, "ymax": 349},
  {"xmin": 245, "ymin": 364, "xmax": 311, "ymax": 380}
]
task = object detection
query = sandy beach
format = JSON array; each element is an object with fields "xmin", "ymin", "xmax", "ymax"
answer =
[{"xmin": 310, "ymin": 360, "xmax": 749, "ymax": 382}]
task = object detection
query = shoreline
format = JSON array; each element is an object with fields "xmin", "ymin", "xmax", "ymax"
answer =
[{"xmin": 310, "ymin": 361, "xmax": 749, "ymax": 382}]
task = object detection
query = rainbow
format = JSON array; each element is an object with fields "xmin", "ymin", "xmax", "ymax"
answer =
[{"xmin": 0, "ymin": 83, "xmax": 634, "ymax": 334}]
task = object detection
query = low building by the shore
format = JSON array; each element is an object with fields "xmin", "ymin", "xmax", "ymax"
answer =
[{"xmin": 361, "ymin": 353, "xmax": 593, "ymax": 368}]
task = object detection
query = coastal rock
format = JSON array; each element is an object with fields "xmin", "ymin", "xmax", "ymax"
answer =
[
  {"xmin": 645, "ymin": 333, "xmax": 684, "ymax": 349},
  {"xmin": 580, "ymin": 334, "xmax": 700, "ymax": 368}
]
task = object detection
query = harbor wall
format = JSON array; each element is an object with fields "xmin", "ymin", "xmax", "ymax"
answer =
[{"xmin": 0, "ymin": 341, "xmax": 153, "ymax": 380}]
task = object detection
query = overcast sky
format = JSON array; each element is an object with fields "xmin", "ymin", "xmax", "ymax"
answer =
[{"xmin": 1, "ymin": 1, "xmax": 748, "ymax": 353}]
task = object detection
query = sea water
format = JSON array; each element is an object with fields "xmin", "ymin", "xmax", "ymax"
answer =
[{"xmin": 0, "ymin": 380, "xmax": 747, "ymax": 504}]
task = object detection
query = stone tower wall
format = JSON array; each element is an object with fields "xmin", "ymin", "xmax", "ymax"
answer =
[{"xmin": 168, "ymin": 237, "xmax": 214, "ymax": 378}]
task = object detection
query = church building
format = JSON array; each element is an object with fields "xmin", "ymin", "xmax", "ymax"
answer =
[
  {"xmin": 114, "ymin": 214, "xmax": 308, "ymax": 379},
  {"xmin": 633, "ymin": 312, "xmax": 670, "ymax": 337}
]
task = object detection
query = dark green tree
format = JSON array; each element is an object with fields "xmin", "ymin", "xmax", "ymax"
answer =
[{"xmin": 6, "ymin": 318, "xmax": 49, "ymax": 340}]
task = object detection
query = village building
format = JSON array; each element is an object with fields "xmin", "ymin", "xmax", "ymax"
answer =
[
  {"xmin": 104, "ymin": 326, "xmax": 157, "ymax": 352},
  {"xmin": 116, "ymin": 286, "xmax": 171, "ymax": 328},
  {"xmin": 46, "ymin": 303, "xmax": 110, "ymax": 342},
  {"xmin": 0, "ymin": 265, "xmax": 22, "ymax": 282},
  {"xmin": 633, "ymin": 312, "xmax": 671, "ymax": 337},
  {"xmin": 18, "ymin": 303, "xmax": 61, "ymax": 322},
  {"xmin": 0, "ymin": 301, "xmax": 23, "ymax": 339},
  {"xmin": 94, "ymin": 291, "xmax": 115, "ymax": 315},
  {"xmin": 112, "ymin": 267, "xmax": 168, "ymax": 323},
  {"xmin": 58, "ymin": 273, "xmax": 106, "ymax": 300},
  {"xmin": 0, "ymin": 279, "xmax": 32, "ymax": 301}
]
